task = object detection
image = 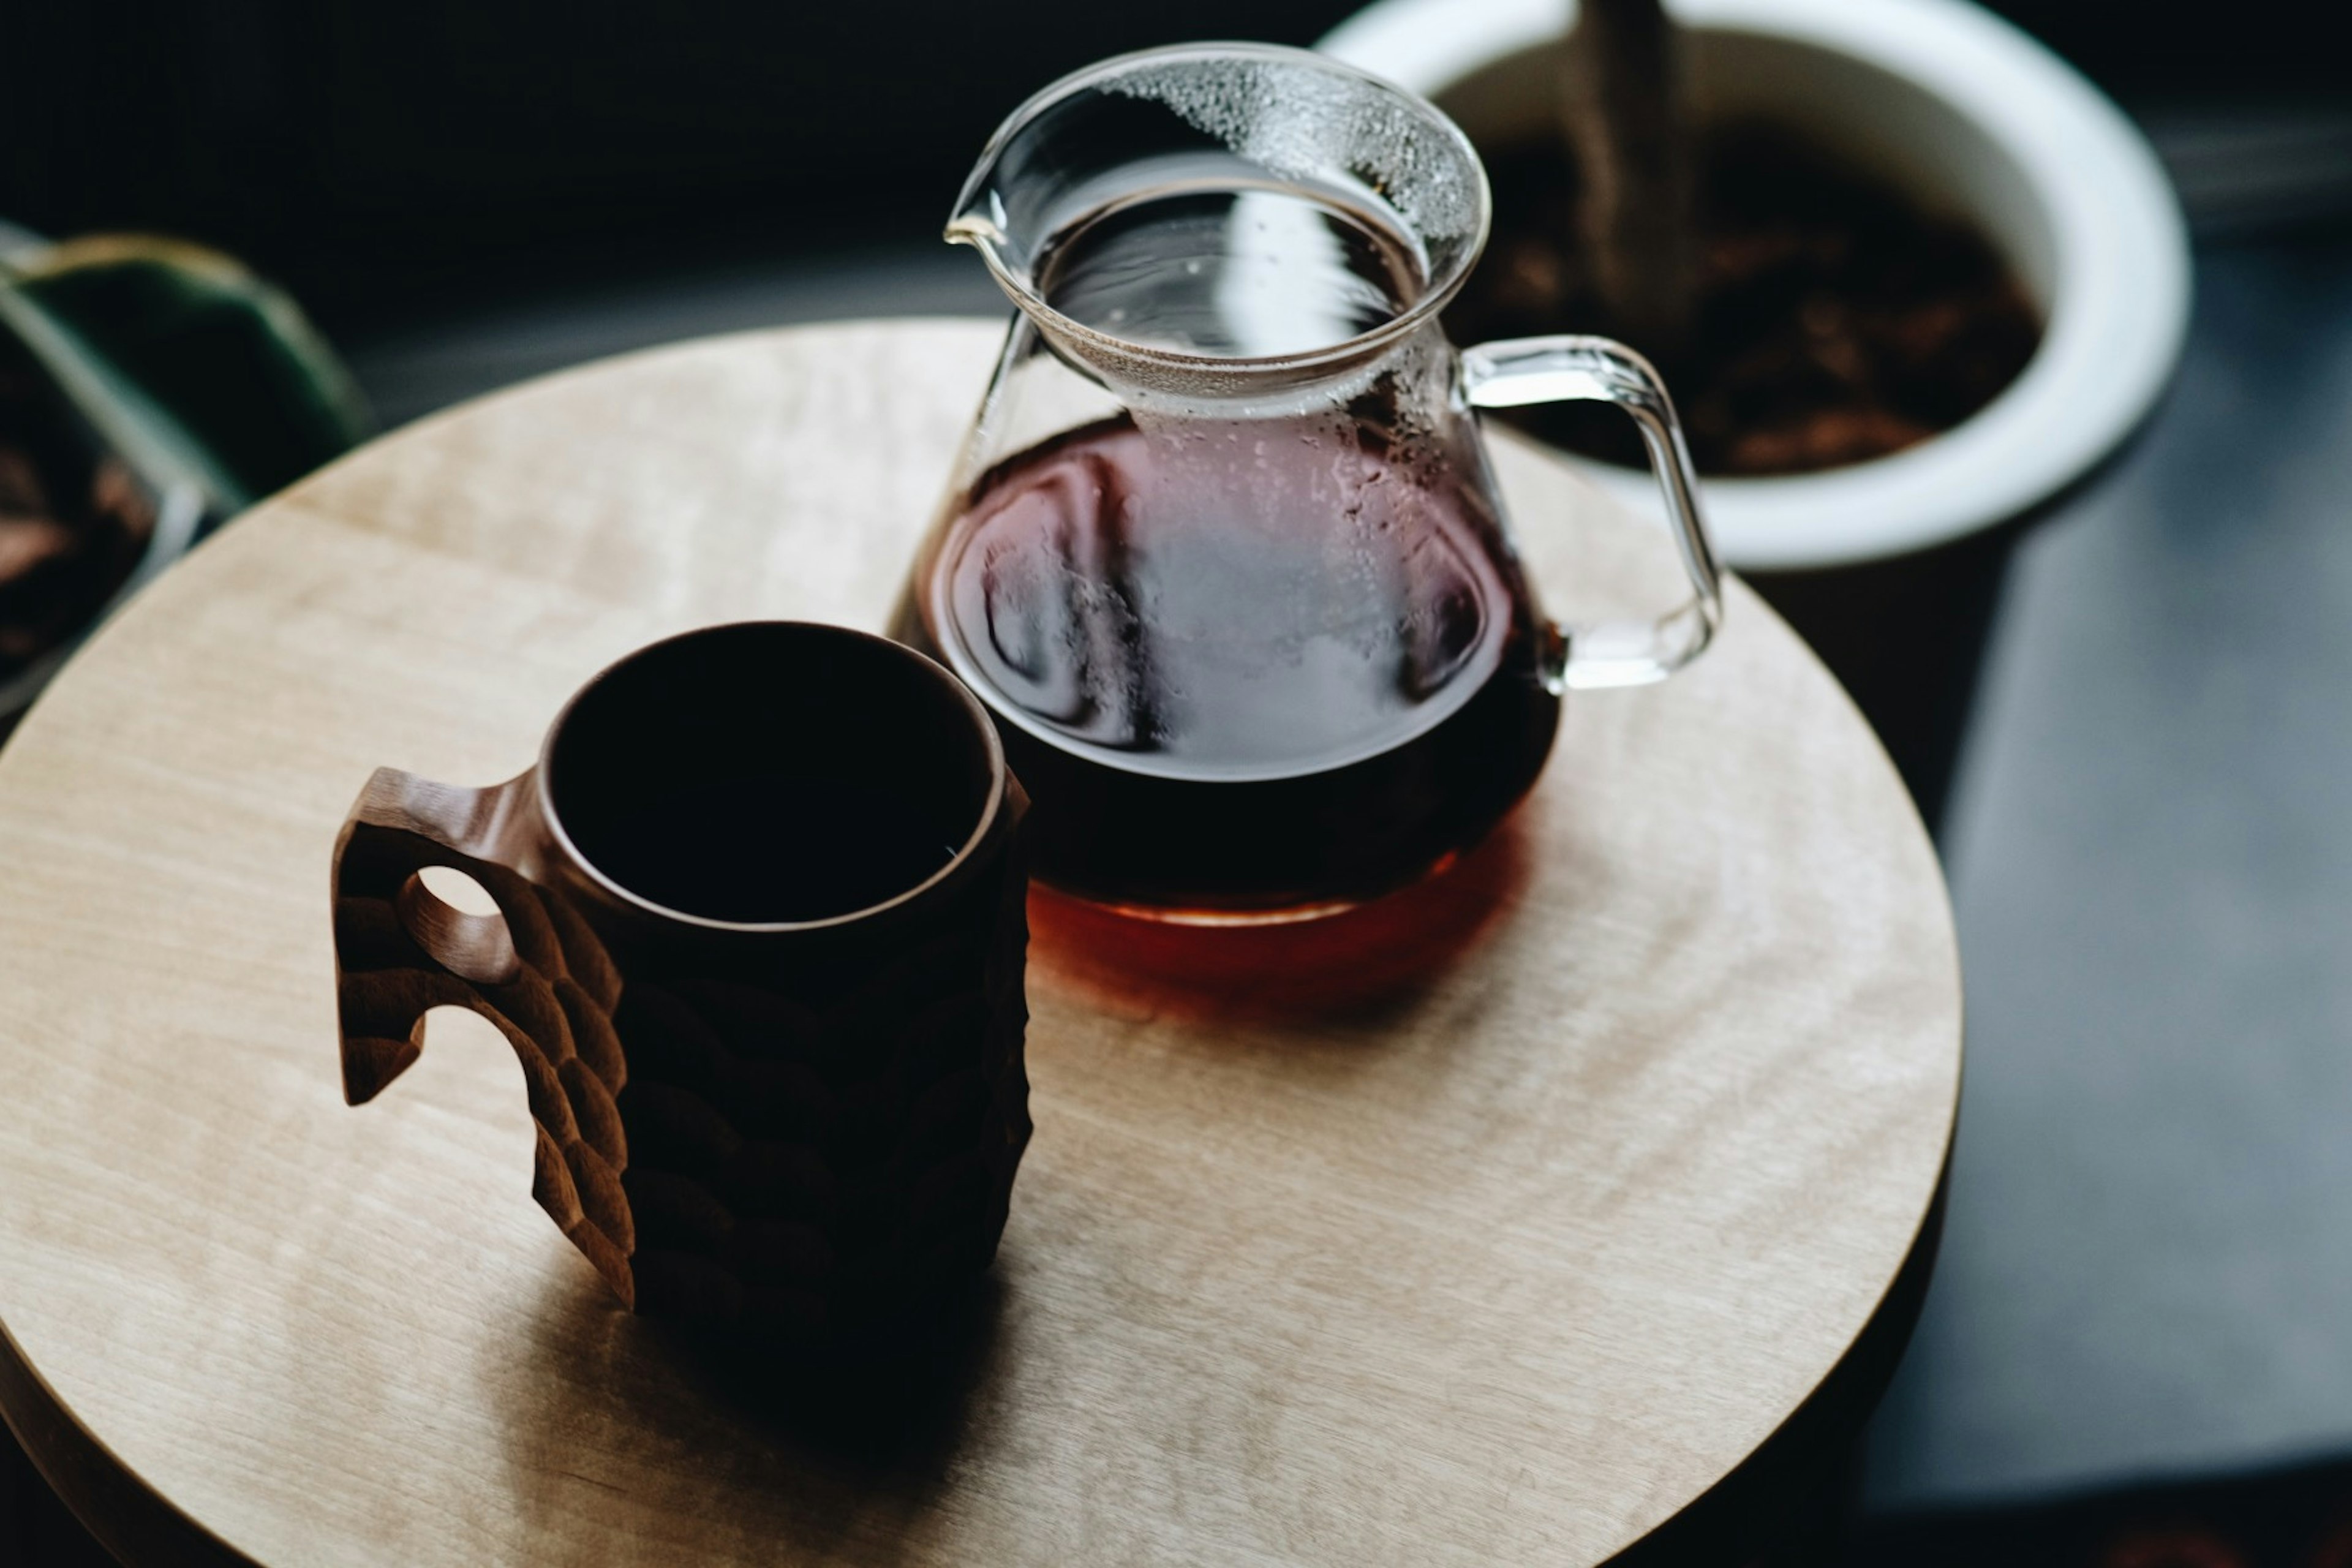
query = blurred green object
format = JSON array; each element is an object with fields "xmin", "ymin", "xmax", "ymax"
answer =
[
  {"xmin": 0, "ymin": 228, "xmax": 365, "ymax": 731},
  {"xmin": 0, "ymin": 232, "xmax": 372, "ymax": 520}
]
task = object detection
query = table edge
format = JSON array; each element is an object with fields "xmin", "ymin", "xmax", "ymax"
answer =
[{"xmin": 1, "ymin": 1312, "xmax": 257, "ymax": 1567}]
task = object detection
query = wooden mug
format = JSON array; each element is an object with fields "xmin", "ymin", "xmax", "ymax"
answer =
[{"xmin": 330, "ymin": 621, "xmax": 1031, "ymax": 1345}]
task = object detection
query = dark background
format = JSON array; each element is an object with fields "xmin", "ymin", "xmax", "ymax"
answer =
[{"xmin": 2, "ymin": 1, "xmax": 2342, "ymax": 333}]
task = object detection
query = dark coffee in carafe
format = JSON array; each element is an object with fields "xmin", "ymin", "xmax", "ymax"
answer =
[{"xmin": 896, "ymin": 409, "xmax": 1560, "ymax": 917}]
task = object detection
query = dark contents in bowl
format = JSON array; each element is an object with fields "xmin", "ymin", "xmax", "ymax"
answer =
[
  {"xmin": 1446, "ymin": 119, "xmax": 2044, "ymax": 476},
  {"xmin": 0, "ymin": 325, "xmax": 157, "ymax": 685}
]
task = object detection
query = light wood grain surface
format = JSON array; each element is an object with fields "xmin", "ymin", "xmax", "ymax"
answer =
[{"xmin": 0, "ymin": 318, "xmax": 1959, "ymax": 1566}]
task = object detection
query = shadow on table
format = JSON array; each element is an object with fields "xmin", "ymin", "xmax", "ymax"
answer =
[
  {"xmin": 646, "ymin": 1275, "xmax": 1006, "ymax": 1471},
  {"xmin": 489, "ymin": 1269, "xmax": 1006, "ymax": 1561}
]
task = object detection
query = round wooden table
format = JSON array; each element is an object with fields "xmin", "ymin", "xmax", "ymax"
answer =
[{"xmin": 0, "ymin": 320, "xmax": 1959, "ymax": 1566}]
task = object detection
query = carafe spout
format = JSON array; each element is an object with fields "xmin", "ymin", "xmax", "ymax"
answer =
[
  {"xmin": 944, "ymin": 143, "xmax": 1033, "ymax": 309},
  {"xmin": 944, "ymin": 190, "xmax": 1008, "ymax": 257}
]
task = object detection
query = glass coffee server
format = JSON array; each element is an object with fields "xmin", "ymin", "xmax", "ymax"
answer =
[{"xmin": 894, "ymin": 43, "xmax": 1722, "ymax": 922}]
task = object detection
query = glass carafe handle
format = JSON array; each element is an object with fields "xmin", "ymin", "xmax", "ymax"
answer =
[{"xmin": 1462, "ymin": 337, "xmax": 1725, "ymax": 690}]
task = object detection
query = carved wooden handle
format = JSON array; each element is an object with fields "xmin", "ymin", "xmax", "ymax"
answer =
[{"xmin": 328, "ymin": 766, "xmax": 639, "ymax": 1305}]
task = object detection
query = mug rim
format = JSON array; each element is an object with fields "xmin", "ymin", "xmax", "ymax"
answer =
[
  {"xmin": 949, "ymin": 40, "xmax": 1495, "ymax": 375},
  {"xmin": 534, "ymin": 619, "xmax": 1014, "ymax": 935}
]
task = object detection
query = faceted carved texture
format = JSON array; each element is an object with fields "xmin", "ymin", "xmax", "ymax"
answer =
[{"xmin": 332, "ymin": 820, "xmax": 1031, "ymax": 1343}]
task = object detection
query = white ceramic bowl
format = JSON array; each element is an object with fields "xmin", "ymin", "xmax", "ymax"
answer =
[{"xmin": 1321, "ymin": 0, "xmax": 2192, "ymax": 571}]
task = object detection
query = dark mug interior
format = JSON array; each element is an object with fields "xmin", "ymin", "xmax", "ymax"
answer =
[{"xmin": 543, "ymin": 622, "xmax": 1001, "ymax": 925}]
